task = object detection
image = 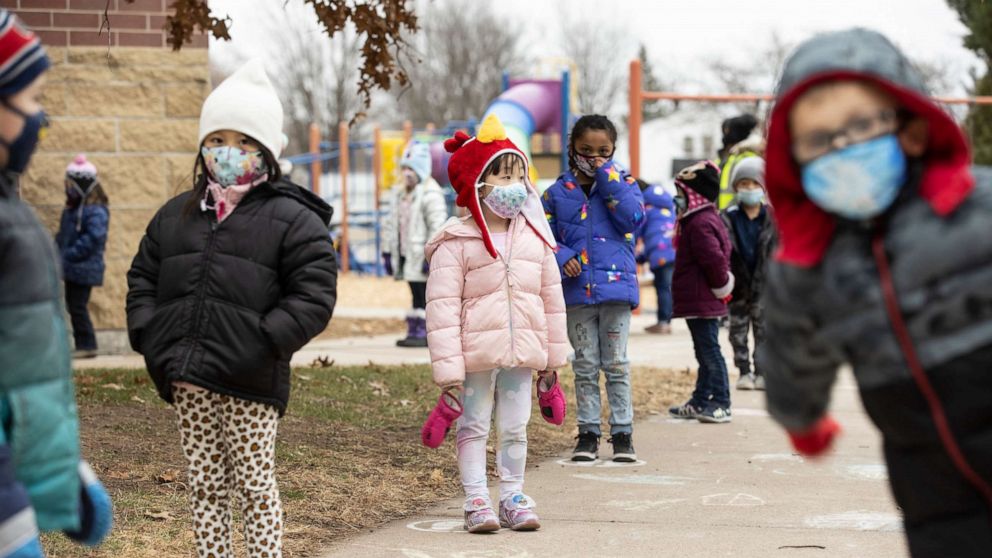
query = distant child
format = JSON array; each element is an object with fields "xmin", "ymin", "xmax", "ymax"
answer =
[
  {"xmin": 0, "ymin": 10, "xmax": 112, "ymax": 556},
  {"xmin": 424, "ymin": 115, "xmax": 568, "ymax": 532},
  {"xmin": 382, "ymin": 141, "xmax": 448, "ymax": 347},
  {"xmin": 542, "ymin": 114, "xmax": 645, "ymax": 462},
  {"xmin": 636, "ymin": 179, "xmax": 677, "ymax": 334},
  {"xmin": 126, "ymin": 59, "xmax": 337, "ymax": 557},
  {"xmin": 719, "ymin": 157, "xmax": 776, "ymax": 390},
  {"xmin": 759, "ymin": 28, "xmax": 992, "ymax": 556},
  {"xmin": 667, "ymin": 161, "xmax": 735, "ymax": 423},
  {"xmin": 55, "ymin": 154, "xmax": 109, "ymax": 359}
]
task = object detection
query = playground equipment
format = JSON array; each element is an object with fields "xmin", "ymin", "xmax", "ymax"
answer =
[
  {"xmin": 288, "ymin": 69, "xmax": 575, "ymax": 275},
  {"xmin": 627, "ymin": 59, "xmax": 992, "ymax": 178}
]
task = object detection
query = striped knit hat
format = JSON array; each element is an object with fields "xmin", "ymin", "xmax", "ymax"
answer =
[{"xmin": 0, "ymin": 10, "xmax": 49, "ymax": 97}]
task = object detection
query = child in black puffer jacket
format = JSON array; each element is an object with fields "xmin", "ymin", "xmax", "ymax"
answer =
[{"xmin": 126, "ymin": 59, "xmax": 337, "ymax": 557}]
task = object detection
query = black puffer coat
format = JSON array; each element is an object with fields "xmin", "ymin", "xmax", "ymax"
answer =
[{"xmin": 126, "ymin": 178, "xmax": 337, "ymax": 414}]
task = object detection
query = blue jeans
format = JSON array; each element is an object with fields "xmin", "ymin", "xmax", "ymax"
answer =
[
  {"xmin": 686, "ymin": 318, "xmax": 730, "ymax": 409},
  {"xmin": 652, "ymin": 263, "xmax": 675, "ymax": 324},
  {"xmin": 566, "ymin": 304, "xmax": 633, "ymax": 437}
]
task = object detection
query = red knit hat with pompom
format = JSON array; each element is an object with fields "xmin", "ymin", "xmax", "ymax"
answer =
[{"xmin": 445, "ymin": 114, "xmax": 530, "ymax": 259}]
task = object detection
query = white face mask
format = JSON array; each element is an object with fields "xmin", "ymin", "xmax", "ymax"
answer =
[{"xmin": 479, "ymin": 181, "xmax": 528, "ymax": 219}]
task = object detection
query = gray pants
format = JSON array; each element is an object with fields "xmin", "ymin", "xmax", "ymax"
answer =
[
  {"xmin": 729, "ymin": 299, "xmax": 765, "ymax": 375},
  {"xmin": 566, "ymin": 303, "xmax": 633, "ymax": 437}
]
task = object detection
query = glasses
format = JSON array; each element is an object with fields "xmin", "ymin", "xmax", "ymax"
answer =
[{"xmin": 792, "ymin": 109, "xmax": 898, "ymax": 164}]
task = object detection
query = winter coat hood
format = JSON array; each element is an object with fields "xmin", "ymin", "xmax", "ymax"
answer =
[{"xmin": 766, "ymin": 27, "xmax": 974, "ymax": 267}]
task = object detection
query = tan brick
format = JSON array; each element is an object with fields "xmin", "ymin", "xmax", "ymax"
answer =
[
  {"xmin": 88, "ymin": 155, "xmax": 166, "ymax": 206},
  {"xmin": 89, "ymin": 257, "xmax": 130, "ymax": 329},
  {"xmin": 105, "ymin": 207, "xmax": 156, "ymax": 261},
  {"xmin": 67, "ymin": 46, "xmax": 207, "ymax": 68},
  {"xmin": 120, "ymin": 119, "xmax": 198, "ymax": 152},
  {"xmin": 46, "ymin": 47, "xmax": 69, "ymax": 66},
  {"xmin": 21, "ymin": 154, "xmax": 74, "ymax": 206},
  {"xmin": 66, "ymin": 84, "xmax": 163, "ymax": 117},
  {"xmin": 126, "ymin": 65, "xmax": 208, "ymax": 83},
  {"xmin": 31, "ymin": 204, "xmax": 64, "ymax": 236},
  {"xmin": 39, "ymin": 83, "xmax": 68, "ymax": 116},
  {"xmin": 40, "ymin": 118, "xmax": 117, "ymax": 152},
  {"xmin": 164, "ymin": 83, "xmax": 206, "ymax": 117},
  {"xmin": 47, "ymin": 63, "xmax": 117, "ymax": 84},
  {"xmin": 165, "ymin": 153, "xmax": 197, "ymax": 193}
]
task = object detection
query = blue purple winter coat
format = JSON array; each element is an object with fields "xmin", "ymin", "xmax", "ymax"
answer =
[
  {"xmin": 55, "ymin": 203, "xmax": 109, "ymax": 286},
  {"xmin": 638, "ymin": 183, "xmax": 677, "ymax": 270},
  {"xmin": 542, "ymin": 163, "xmax": 645, "ymax": 307}
]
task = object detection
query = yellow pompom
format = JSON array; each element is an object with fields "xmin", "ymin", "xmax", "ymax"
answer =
[{"xmin": 477, "ymin": 114, "xmax": 507, "ymax": 143}]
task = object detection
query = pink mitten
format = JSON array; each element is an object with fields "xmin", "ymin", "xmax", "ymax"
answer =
[
  {"xmin": 421, "ymin": 389, "xmax": 463, "ymax": 448},
  {"xmin": 537, "ymin": 371, "xmax": 566, "ymax": 425}
]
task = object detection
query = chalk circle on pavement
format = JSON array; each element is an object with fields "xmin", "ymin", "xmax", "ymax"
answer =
[
  {"xmin": 556, "ymin": 458, "xmax": 648, "ymax": 468},
  {"xmin": 406, "ymin": 519, "xmax": 464, "ymax": 533}
]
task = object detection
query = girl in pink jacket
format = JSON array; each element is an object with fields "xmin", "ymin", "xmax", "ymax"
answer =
[{"xmin": 425, "ymin": 115, "xmax": 569, "ymax": 533}]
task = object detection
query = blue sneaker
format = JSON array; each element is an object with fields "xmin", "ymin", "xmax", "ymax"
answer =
[
  {"xmin": 668, "ymin": 401, "xmax": 702, "ymax": 419},
  {"xmin": 697, "ymin": 406, "xmax": 732, "ymax": 424}
]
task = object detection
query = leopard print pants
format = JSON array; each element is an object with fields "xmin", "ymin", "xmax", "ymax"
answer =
[{"xmin": 173, "ymin": 383, "xmax": 282, "ymax": 558}]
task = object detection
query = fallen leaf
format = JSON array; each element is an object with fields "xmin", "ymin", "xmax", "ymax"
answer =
[
  {"xmin": 101, "ymin": 383, "xmax": 125, "ymax": 391},
  {"xmin": 368, "ymin": 380, "xmax": 390, "ymax": 397},
  {"xmin": 297, "ymin": 374, "xmax": 313, "ymax": 382},
  {"xmin": 105, "ymin": 470, "xmax": 132, "ymax": 480},
  {"xmin": 144, "ymin": 510, "xmax": 175, "ymax": 521},
  {"xmin": 155, "ymin": 469, "xmax": 182, "ymax": 484},
  {"xmin": 131, "ymin": 395, "xmax": 146, "ymax": 404},
  {"xmin": 398, "ymin": 399, "xmax": 412, "ymax": 407}
]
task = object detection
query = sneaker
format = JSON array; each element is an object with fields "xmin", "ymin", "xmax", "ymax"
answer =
[
  {"xmin": 697, "ymin": 406, "xmax": 732, "ymax": 424},
  {"xmin": 609, "ymin": 432, "xmax": 637, "ymax": 462},
  {"xmin": 72, "ymin": 349, "xmax": 98, "ymax": 359},
  {"xmin": 499, "ymin": 494, "xmax": 540, "ymax": 531},
  {"xmin": 463, "ymin": 497, "xmax": 499, "ymax": 533},
  {"xmin": 754, "ymin": 375, "xmax": 766, "ymax": 391},
  {"xmin": 736, "ymin": 373, "xmax": 756, "ymax": 391},
  {"xmin": 644, "ymin": 323, "xmax": 672, "ymax": 334},
  {"xmin": 668, "ymin": 401, "xmax": 702, "ymax": 419},
  {"xmin": 571, "ymin": 432, "xmax": 599, "ymax": 461}
]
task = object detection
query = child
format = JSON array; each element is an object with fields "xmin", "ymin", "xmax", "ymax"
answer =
[
  {"xmin": 126, "ymin": 59, "xmax": 337, "ymax": 557},
  {"xmin": 667, "ymin": 161, "xmax": 735, "ymax": 423},
  {"xmin": 55, "ymin": 154, "xmax": 109, "ymax": 359},
  {"xmin": 760, "ymin": 28, "xmax": 992, "ymax": 556},
  {"xmin": 719, "ymin": 157, "xmax": 776, "ymax": 390},
  {"xmin": 425, "ymin": 114, "xmax": 568, "ymax": 533},
  {"xmin": 382, "ymin": 141, "xmax": 448, "ymax": 347},
  {"xmin": 636, "ymin": 179, "xmax": 677, "ymax": 334},
  {"xmin": 543, "ymin": 114, "xmax": 645, "ymax": 462},
  {"xmin": 0, "ymin": 11, "xmax": 112, "ymax": 555}
]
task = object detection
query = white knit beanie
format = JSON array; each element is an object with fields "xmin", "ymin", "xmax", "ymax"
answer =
[{"xmin": 198, "ymin": 58, "xmax": 285, "ymax": 159}]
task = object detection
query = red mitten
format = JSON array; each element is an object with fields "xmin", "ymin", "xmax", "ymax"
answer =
[
  {"xmin": 421, "ymin": 388, "xmax": 463, "ymax": 448},
  {"xmin": 721, "ymin": 294, "xmax": 733, "ymax": 304},
  {"xmin": 788, "ymin": 416, "xmax": 841, "ymax": 456},
  {"xmin": 537, "ymin": 371, "xmax": 566, "ymax": 425}
]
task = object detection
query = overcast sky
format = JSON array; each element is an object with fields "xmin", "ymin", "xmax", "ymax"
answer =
[{"xmin": 209, "ymin": 0, "xmax": 981, "ymax": 97}]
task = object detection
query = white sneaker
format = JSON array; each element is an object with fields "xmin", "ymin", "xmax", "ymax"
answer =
[
  {"xmin": 754, "ymin": 375, "xmax": 766, "ymax": 391},
  {"xmin": 736, "ymin": 373, "xmax": 756, "ymax": 391}
]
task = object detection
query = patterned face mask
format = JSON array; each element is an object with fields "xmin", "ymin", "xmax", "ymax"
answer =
[
  {"xmin": 480, "ymin": 181, "xmax": 528, "ymax": 219},
  {"xmin": 201, "ymin": 146, "xmax": 269, "ymax": 187}
]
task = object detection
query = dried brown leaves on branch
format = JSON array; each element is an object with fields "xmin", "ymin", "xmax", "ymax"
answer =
[{"xmin": 121, "ymin": 0, "xmax": 418, "ymax": 116}]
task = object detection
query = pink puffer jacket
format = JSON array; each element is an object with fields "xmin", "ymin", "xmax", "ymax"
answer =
[{"xmin": 424, "ymin": 215, "xmax": 570, "ymax": 388}]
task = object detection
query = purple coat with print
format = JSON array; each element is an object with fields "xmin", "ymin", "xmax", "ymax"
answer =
[{"xmin": 672, "ymin": 206, "xmax": 733, "ymax": 318}]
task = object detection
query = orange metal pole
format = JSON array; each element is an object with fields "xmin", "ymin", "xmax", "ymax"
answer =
[
  {"xmin": 339, "ymin": 122, "xmax": 350, "ymax": 273},
  {"xmin": 309, "ymin": 122, "xmax": 320, "ymax": 193},
  {"xmin": 629, "ymin": 59, "xmax": 643, "ymax": 178},
  {"xmin": 373, "ymin": 124, "xmax": 382, "ymax": 211},
  {"xmin": 403, "ymin": 120, "xmax": 413, "ymax": 144}
]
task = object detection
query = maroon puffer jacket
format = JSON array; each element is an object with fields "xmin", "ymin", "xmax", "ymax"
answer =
[{"xmin": 672, "ymin": 207, "xmax": 733, "ymax": 318}]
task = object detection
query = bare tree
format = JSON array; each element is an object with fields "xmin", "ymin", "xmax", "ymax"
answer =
[
  {"xmin": 396, "ymin": 1, "xmax": 528, "ymax": 126},
  {"xmin": 254, "ymin": 1, "xmax": 366, "ymax": 155},
  {"xmin": 559, "ymin": 14, "xmax": 632, "ymax": 118}
]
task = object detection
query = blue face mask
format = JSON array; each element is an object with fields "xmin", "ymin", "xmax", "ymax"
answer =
[
  {"xmin": 800, "ymin": 134, "xmax": 907, "ymax": 220},
  {"xmin": 481, "ymin": 181, "xmax": 528, "ymax": 219},
  {"xmin": 0, "ymin": 101, "xmax": 47, "ymax": 174},
  {"xmin": 737, "ymin": 189, "xmax": 765, "ymax": 207}
]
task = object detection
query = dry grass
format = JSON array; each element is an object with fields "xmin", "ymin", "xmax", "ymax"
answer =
[
  {"xmin": 42, "ymin": 365, "xmax": 693, "ymax": 557},
  {"xmin": 315, "ymin": 317, "xmax": 405, "ymax": 340}
]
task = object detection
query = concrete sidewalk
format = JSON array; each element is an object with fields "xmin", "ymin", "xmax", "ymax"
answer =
[{"xmin": 319, "ymin": 373, "xmax": 906, "ymax": 557}]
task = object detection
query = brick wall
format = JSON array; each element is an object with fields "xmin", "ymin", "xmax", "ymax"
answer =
[
  {"xmin": 9, "ymin": 1, "xmax": 210, "ymax": 331},
  {"xmin": 4, "ymin": 0, "xmax": 208, "ymax": 48}
]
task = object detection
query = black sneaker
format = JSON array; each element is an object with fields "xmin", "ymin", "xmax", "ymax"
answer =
[
  {"xmin": 609, "ymin": 433, "xmax": 636, "ymax": 462},
  {"xmin": 571, "ymin": 432, "xmax": 599, "ymax": 461},
  {"xmin": 697, "ymin": 406, "xmax": 732, "ymax": 424},
  {"xmin": 668, "ymin": 401, "xmax": 702, "ymax": 419}
]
